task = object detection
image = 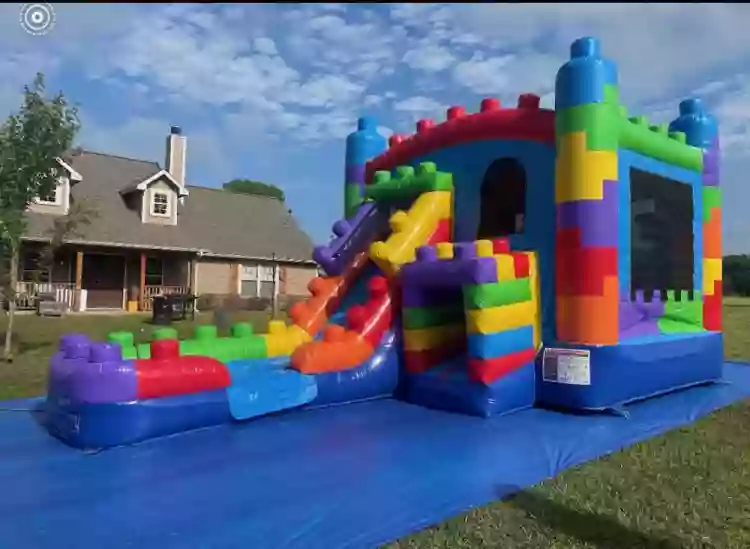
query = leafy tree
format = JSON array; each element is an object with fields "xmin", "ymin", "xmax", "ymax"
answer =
[
  {"xmin": 222, "ymin": 179, "xmax": 285, "ymax": 202},
  {"xmin": 724, "ymin": 254, "xmax": 750, "ymax": 296},
  {"xmin": 0, "ymin": 73, "xmax": 80, "ymax": 361}
]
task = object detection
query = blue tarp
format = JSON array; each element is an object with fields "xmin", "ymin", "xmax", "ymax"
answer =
[{"xmin": 1, "ymin": 361, "xmax": 748, "ymax": 549}]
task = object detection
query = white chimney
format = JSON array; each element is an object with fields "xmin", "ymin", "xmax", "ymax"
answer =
[{"xmin": 166, "ymin": 125, "xmax": 186, "ymax": 187}]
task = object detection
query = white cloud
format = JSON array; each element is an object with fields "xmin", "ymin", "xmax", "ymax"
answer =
[
  {"xmin": 253, "ymin": 37, "xmax": 278, "ymax": 56},
  {"xmin": 3, "ymin": 3, "xmax": 750, "ymax": 248},
  {"xmin": 402, "ymin": 43, "xmax": 455, "ymax": 72}
]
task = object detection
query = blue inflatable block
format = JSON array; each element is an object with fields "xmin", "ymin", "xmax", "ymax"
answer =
[
  {"xmin": 311, "ymin": 329, "xmax": 401, "ymax": 407},
  {"xmin": 467, "ymin": 325, "xmax": 535, "ymax": 360},
  {"xmin": 406, "ymin": 358, "xmax": 536, "ymax": 418},
  {"xmin": 42, "ymin": 390, "xmax": 231, "ymax": 449},
  {"xmin": 226, "ymin": 361, "xmax": 317, "ymax": 421},
  {"xmin": 555, "ymin": 37, "xmax": 618, "ymax": 110},
  {"xmin": 536, "ymin": 332, "xmax": 724, "ymax": 410}
]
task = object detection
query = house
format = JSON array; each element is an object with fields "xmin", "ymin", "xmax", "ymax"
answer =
[{"xmin": 17, "ymin": 126, "xmax": 317, "ymax": 311}]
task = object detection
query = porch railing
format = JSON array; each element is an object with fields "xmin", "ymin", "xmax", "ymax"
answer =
[
  {"xmin": 13, "ymin": 282, "xmax": 77, "ymax": 311},
  {"xmin": 141, "ymin": 285, "xmax": 189, "ymax": 312}
]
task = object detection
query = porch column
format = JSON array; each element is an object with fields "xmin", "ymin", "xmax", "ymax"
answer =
[
  {"xmin": 74, "ymin": 250, "xmax": 84, "ymax": 312},
  {"xmin": 75, "ymin": 251, "xmax": 83, "ymax": 289},
  {"xmin": 139, "ymin": 252, "xmax": 146, "ymax": 311}
]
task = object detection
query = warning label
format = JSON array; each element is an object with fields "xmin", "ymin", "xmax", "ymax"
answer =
[{"xmin": 542, "ymin": 348, "xmax": 591, "ymax": 386}]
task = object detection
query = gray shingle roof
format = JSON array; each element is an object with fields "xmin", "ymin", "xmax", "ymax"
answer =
[{"xmin": 23, "ymin": 151, "xmax": 315, "ymax": 263}]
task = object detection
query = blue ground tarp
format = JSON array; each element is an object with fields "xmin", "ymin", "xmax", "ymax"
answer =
[{"xmin": 1, "ymin": 361, "xmax": 748, "ymax": 549}]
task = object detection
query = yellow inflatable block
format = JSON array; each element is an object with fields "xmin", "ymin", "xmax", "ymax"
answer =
[
  {"xmin": 495, "ymin": 254, "xmax": 516, "ymax": 281},
  {"xmin": 527, "ymin": 252, "xmax": 541, "ymax": 349},
  {"xmin": 475, "ymin": 239, "xmax": 494, "ymax": 258},
  {"xmin": 263, "ymin": 324, "xmax": 312, "ymax": 357},
  {"xmin": 369, "ymin": 190, "xmax": 452, "ymax": 276},
  {"xmin": 435, "ymin": 242, "xmax": 454, "ymax": 260},
  {"xmin": 403, "ymin": 324, "xmax": 464, "ymax": 352},
  {"xmin": 555, "ymin": 132, "xmax": 617, "ymax": 203},
  {"xmin": 703, "ymin": 258, "xmax": 722, "ymax": 296},
  {"xmin": 466, "ymin": 301, "xmax": 537, "ymax": 335}
]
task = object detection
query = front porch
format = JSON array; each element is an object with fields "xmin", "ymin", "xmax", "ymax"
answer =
[{"xmin": 14, "ymin": 244, "xmax": 195, "ymax": 312}]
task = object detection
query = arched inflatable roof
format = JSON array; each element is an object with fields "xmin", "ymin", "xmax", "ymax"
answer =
[{"xmin": 365, "ymin": 93, "xmax": 555, "ymax": 183}]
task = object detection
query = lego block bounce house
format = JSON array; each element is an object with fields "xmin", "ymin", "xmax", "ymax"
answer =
[{"xmin": 43, "ymin": 37, "xmax": 723, "ymax": 450}]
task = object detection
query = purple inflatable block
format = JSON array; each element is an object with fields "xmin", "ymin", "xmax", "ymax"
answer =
[
  {"xmin": 618, "ymin": 291, "xmax": 666, "ymax": 336},
  {"xmin": 49, "ymin": 340, "xmax": 139, "ymax": 404},
  {"xmin": 557, "ymin": 180, "xmax": 618, "ymax": 247},
  {"xmin": 702, "ymin": 142, "xmax": 720, "ymax": 187},
  {"xmin": 313, "ymin": 202, "xmax": 387, "ymax": 276},
  {"xmin": 345, "ymin": 164, "xmax": 366, "ymax": 184},
  {"xmin": 619, "ymin": 319, "xmax": 662, "ymax": 339},
  {"xmin": 401, "ymin": 257, "xmax": 498, "ymax": 288}
]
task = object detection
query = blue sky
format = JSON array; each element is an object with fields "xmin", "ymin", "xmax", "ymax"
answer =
[{"xmin": 2, "ymin": 3, "xmax": 750, "ymax": 251}]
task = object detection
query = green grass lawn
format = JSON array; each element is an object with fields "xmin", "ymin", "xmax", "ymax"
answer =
[{"xmin": 1, "ymin": 304, "xmax": 749, "ymax": 549}]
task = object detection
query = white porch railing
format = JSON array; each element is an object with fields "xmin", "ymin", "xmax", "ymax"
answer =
[
  {"xmin": 142, "ymin": 285, "xmax": 189, "ymax": 311},
  {"xmin": 14, "ymin": 282, "xmax": 77, "ymax": 311}
]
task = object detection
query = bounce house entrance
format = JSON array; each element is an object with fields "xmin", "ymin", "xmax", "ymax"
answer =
[{"xmin": 477, "ymin": 158, "xmax": 527, "ymax": 240}]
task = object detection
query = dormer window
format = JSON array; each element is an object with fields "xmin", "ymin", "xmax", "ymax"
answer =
[
  {"xmin": 151, "ymin": 191, "xmax": 170, "ymax": 217},
  {"xmin": 36, "ymin": 185, "xmax": 61, "ymax": 205}
]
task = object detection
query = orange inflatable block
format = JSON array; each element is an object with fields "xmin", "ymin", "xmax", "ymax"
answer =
[
  {"xmin": 556, "ymin": 275, "xmax": 618, "ymax": 345},
  {"xmin": 290, "ymin": 325, "xmax": 374, "ymax": 374},
  {"xmin": 289, "ymin": 251, "xmax": 369, "ymax": 335},
  {"xmin": 703, "ymin": 207, "xmax": 722, "ymax": 259}
]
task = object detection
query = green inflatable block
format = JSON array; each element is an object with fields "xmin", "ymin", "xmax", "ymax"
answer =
[
  {"xmin": 403, "ymin": 306, "xmax": 464, "ymax": 330},
  {"xmin": 109, "ymin": 330, "xmax": 138, "ymax": 360},
  {"xmin": 108, "ymin": 330, "xmax": 134, "ymax": 347},
  {"xmin": 702, "ymin": 187, "xmax": 721, "ymax": 222},
  {"xmin": 231, "ymin": 322, "xmax": 254, "ymax": 337},
  {"xmin": 463, "ymin": 278, "xmax": 532, "ymax": 310},
  {"xmin": 152, "ymin": 327, "xmax": 178, "ymax": 340},
  {"xmin": 136, "ymin": 342, "xmax": 151, "ymax": 359},
  {"xmin": 344, "ymin": 182, "xmax": 362, "ymax": 219},
  {"xmin": 195, "ymin": 324, "xmax": 218, "ymax": 340},
  {"xmin": 658, "ymin": 293, "xmax": 704, "ymax": 334},
  {"xmin": 555, "ymin": 103, "xmax": 619, "ymax": 151},
  {"xmin": 618, "ymin": 118, "xmax": 703, "ymax": 171},
  {"xmin": 603, "ymin": 84, "xmax": 619, "ymax": 106},
  {"xmin": 365, "ymin": 162, "xmax": 453, "ymax": 203}
]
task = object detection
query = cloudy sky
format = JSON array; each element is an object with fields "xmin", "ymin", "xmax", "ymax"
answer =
[{"xmin": 2, "ymin": 3, "xmax": 750, "ymax": 250}]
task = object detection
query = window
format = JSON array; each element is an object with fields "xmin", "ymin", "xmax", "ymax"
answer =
[
  {"xmin": 151, "ymin": 192, "xmax": 170, "ymax": 216},
  {"xmin": 240, "ymin": 264, "xmax": 276, "ymax": 297},
  {"xmin": 477, "ymin": 158, "xmax": 527, "ymax": 240},
  {"xmin": 145, "ymin": 257, "xmax": 164, "ymax": 286},
  {"xmin": 37, "ymin": 185, "xmax": 60, "ymax": 205},
  {"xmin": 240, "ymin": 264, "xmax": 257, "ymax": 297},
  {"xmin": 630, "ymin": 168, "xmax": 694, "ymax": 298}
]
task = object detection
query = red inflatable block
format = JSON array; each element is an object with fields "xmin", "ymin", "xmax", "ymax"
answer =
[
  {"xmin": 556, "ymin": 247, "xmax": 617, "ymax": 296},
  {"xmin": 404, "ymin": 342, "xmax": 465, "ymax": 374},
  {"xmin": 492, "ymin": 238, "xmax": 510, "ymax": 254},
  {"xmin": 703, "ymin": 279, "xmax": 723, "ymax": 331},
  {"xmin": 467, "ymin": 348, "xmax": 536, "ymax": 385},
  {"xmin": 556, "ymin": 227, "xmax": 582, "ymax": 250},
  {"xmin": 135, "ymin": 341, "xmax": 231, "ymax": 399},
  {"xmin": 430, "ymin": 218, "xmax": 452, "ymax": 243},
  {"xmin": 511, "ymin": 253, "xmax": 530, "ymax": 278}
]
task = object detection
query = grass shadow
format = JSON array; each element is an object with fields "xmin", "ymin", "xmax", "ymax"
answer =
[{"xmin": 505, "ymin": 489, "xmax": 684, "ymax": 549}]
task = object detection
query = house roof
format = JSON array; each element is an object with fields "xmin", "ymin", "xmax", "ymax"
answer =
[{"xmin": 23, "ymin": 150, "xmax": 316, "ymax": 264}]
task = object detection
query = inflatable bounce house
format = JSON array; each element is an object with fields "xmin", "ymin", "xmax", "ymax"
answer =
[{"xmin": 43, "ymin": 37, "xmax": 724, "ymax": 449}]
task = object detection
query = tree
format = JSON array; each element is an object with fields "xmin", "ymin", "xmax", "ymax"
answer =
[
  {"xmin": 222, "ymin": 179, "xmax": 285, "ymax": 202},
  {"xmin": 0, "ymin": 73, "xmax": 80, "ymax": 361},
  {"xmin": 724, "ymin": 254, "xmax": 750, "ymax": 296}
]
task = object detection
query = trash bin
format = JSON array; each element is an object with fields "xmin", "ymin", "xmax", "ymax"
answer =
[{"xmin": 151, "ymin": 295, "xmax": 172, "ymax": 325}]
